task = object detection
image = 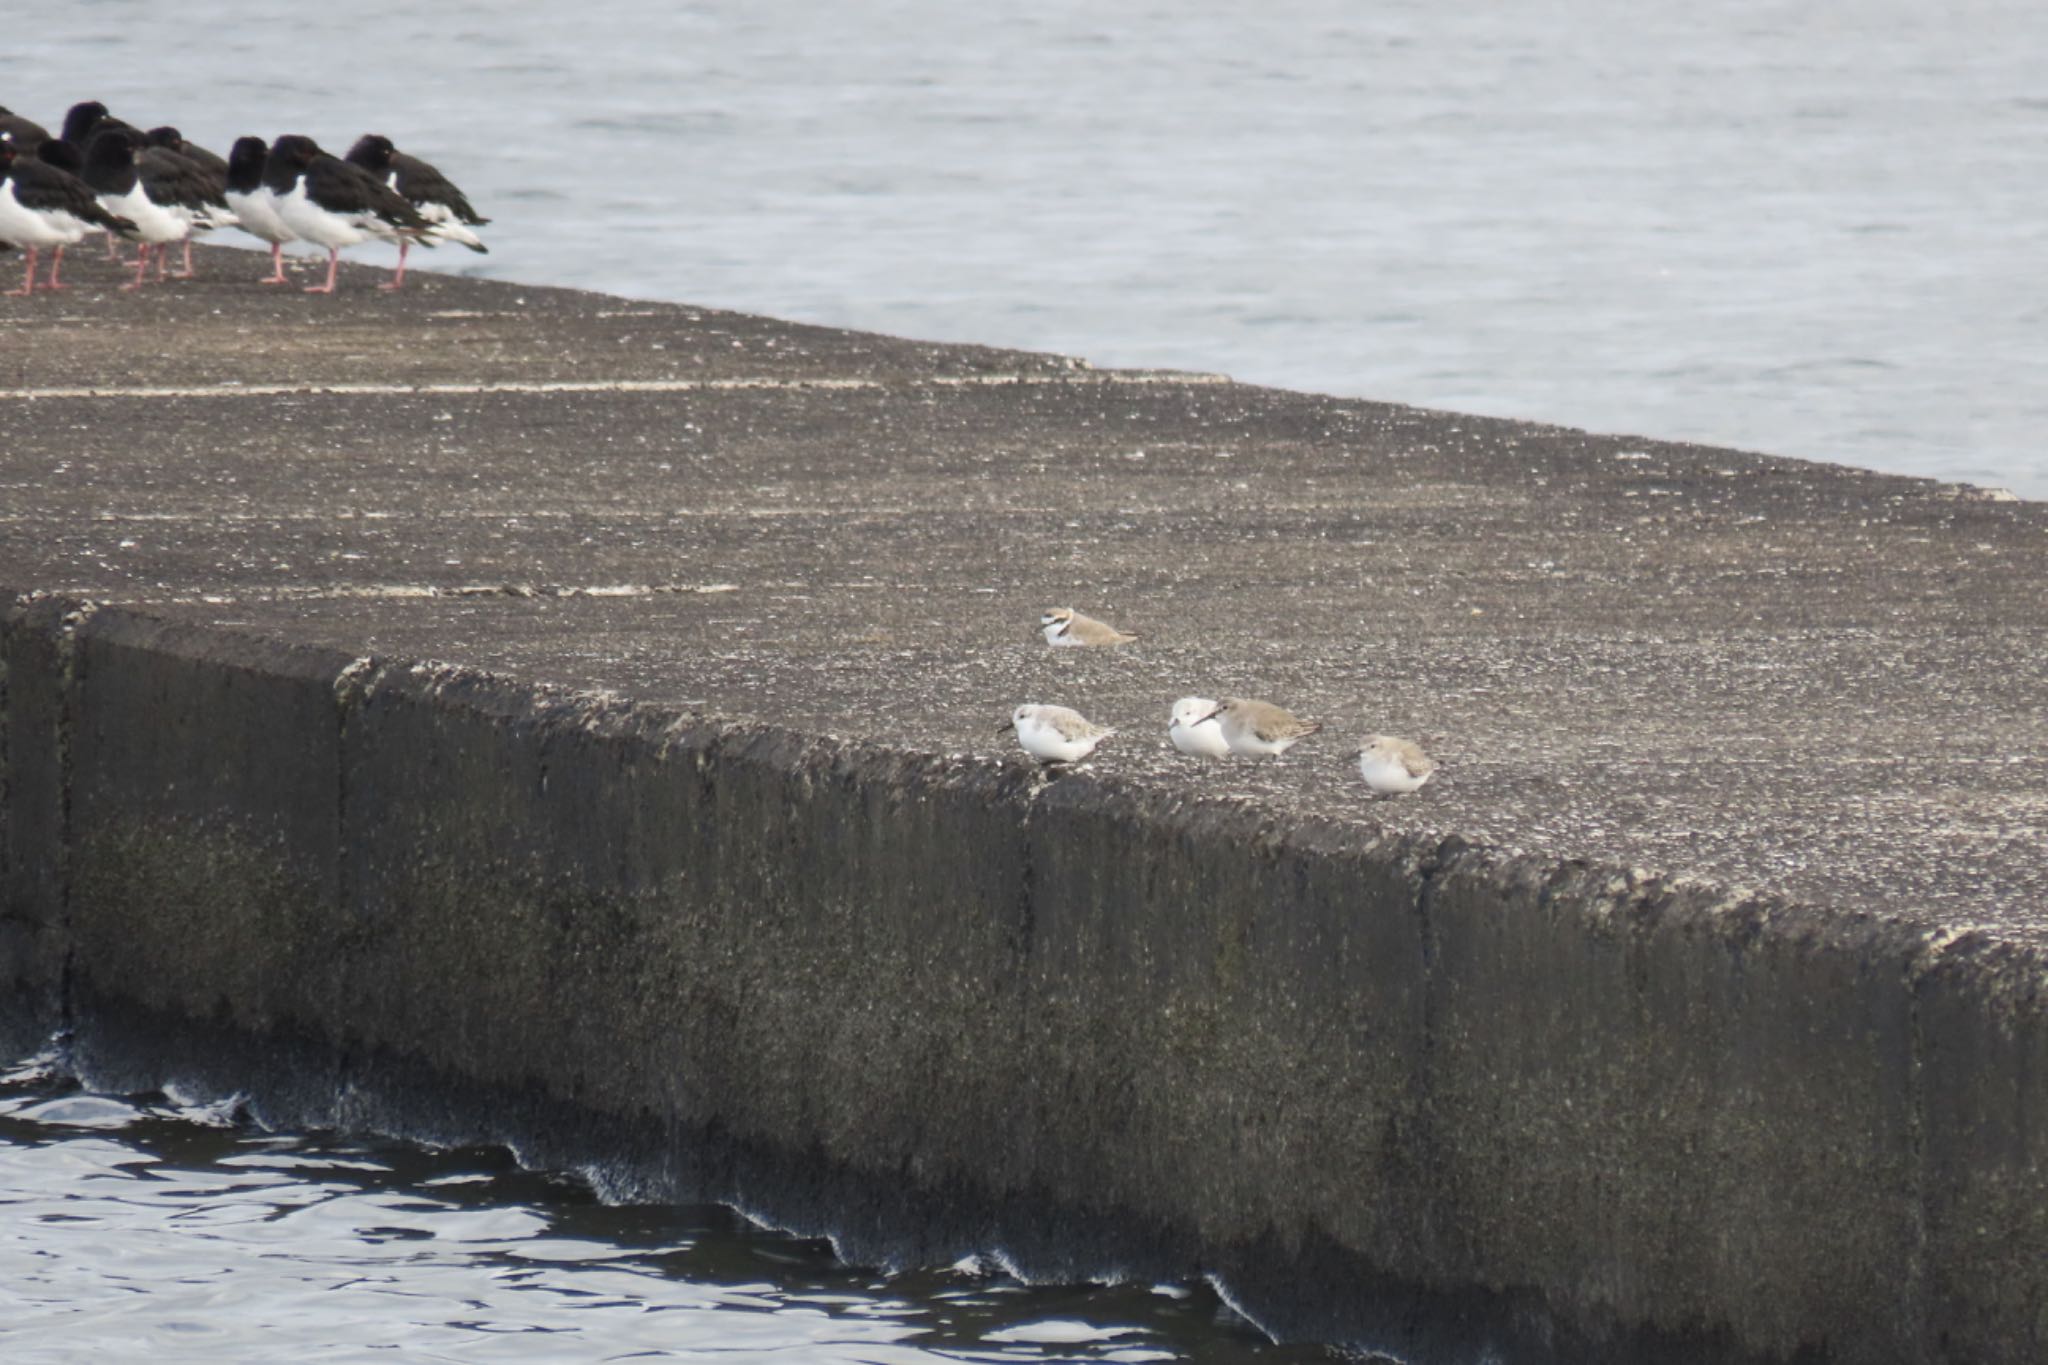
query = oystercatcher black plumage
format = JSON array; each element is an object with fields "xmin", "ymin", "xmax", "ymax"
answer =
[
  {"xmin": 60, "ymin": 101, "xmax": 137, "ymax": 154},
  {"xmin": 0, "ymin": 106, "xmax": 53, "ymax": 150},
  {"xmin": 146, "ymin": 126, "xmax": 228, "ymax": 183},
  {"xmin": 264, "ymin": 134, "xmax": 431, "ymax": 293},
  {"xmin": 0, "ymin": 136, "xmax": 138, "ymax": 294},
  {"xmin": 224, "ymin": 136, "xmax": 295, "ymax": 284},
  {"xmin": 32, "ymin": 138, "xmax": 84, "ymax": 175}
]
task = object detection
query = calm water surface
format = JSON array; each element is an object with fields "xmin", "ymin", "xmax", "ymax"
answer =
[
  {"xmin": 0, "ymin": 1054, "xmax": 1347, "ymax": 1363},
  {"xmin": 4, "ymin": 1, "xmax": 2043, "ymax": 496}
]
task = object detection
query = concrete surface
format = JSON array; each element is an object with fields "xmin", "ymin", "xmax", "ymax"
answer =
[{"xmin": 2, "ymin": 245, "xmax": 2045, "ymax": 1363}]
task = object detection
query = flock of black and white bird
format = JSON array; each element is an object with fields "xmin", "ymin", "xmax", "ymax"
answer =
[{"xmin": 0, "ymin": 100, "xmax": 488, "ymax": 296}]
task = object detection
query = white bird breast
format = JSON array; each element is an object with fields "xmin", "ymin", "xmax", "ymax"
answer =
[
  {"xmin": 273, "ymin": 180, "xmax": 371, "ymax": 249},
  {"xmin": 103, "ymin": 181, "xmax": 187, "ymax": 244},
  {"xmin": 225, "ymin": 188, "xmax": 292, "ymax": 245},
  {"xmin": 0, "ymin": 182, "xmax": 66, "ymax": 248},
  {"xmin": 1013, "ymin": 709, "xmax": 1105, "ymax": 763},
  {"xmin": 1167, "ymin": 703, "xmax": 1231, "ymax": 757},
  {"xmin": 1359, "ymin": 752, "xmax": 1430, "ymax": 793}
]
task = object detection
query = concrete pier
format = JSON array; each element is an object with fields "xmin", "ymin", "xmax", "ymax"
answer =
[{"xmin": 2, "ymin": 246, "xmax": 2044, "ymax": 1363}]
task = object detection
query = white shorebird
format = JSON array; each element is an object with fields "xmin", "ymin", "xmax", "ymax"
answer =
[
  {"xmin": 1040, "ymin": 607, "xmax": 1137, "ymax": 647},
  {"xmin": 1004, "ymin": 704, "xmax": 1114, "ymax": 764},
  {"xmin": 1167, "ymin": 696, "xmax": 1231, "ymax": 757},
  {"xmin": 1202, "ymin": 697, "xmax": 1322, "ymax": 758},
  {"xmin": 1357, "ymin": 735, "xmax": 1437, "ymax": 795}
]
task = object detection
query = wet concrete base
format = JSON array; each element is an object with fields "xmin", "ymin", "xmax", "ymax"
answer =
[
  {"xmin": 4, "ymin": 595, "xmax": 2043, "ymax": 1365},
  {"xmin": 52, "ymin": 983, "xmax": 1819, "ymax": 1365}
]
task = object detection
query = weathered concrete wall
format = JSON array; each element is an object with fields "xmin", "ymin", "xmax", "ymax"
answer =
[{"xmin": 4, "ymin": 593, "xmax": 2041, "ymax": 1364}]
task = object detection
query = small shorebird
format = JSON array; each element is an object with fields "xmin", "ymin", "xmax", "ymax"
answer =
[
  {"xmin": 1040, "ymin": 607, "xmax": 1137, "ymax": 647},
  {"xmin": 1003, "ymin": 704, "xmax": 1114, "ymax": 764},
  {"xmin": 1357, "ymin": 735, "xmax": 1437, "ymax": 796},
  {"xmin": 1167, "ymin": 696, "xmax": 1231, "ymax": 757},
  {"xmin": 1203, "ymin": 698, "xmax": 1322, "ymax": 758}
]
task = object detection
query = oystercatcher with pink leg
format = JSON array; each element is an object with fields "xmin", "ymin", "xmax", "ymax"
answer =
[
  {"xmin": 223, "ymin": 136, "xmax": 295, "ymax": 283},
  {"xmin": 0, "ymin": 136, "xmax": 138, "ymax": 294},
  {"xmin": 80, "ymin": 128, "xmax": 188, "ymax": 290},
  {"xmin": 21, "ymin": 139, "xmax": 100, "ymax": 287},
  {"xmin": 344, "ymin": 134, "xmax": 489, "ymax": 285},
  {"xmin": 265, "ymin": 134, "xmax": 430, "ymax": 293},
  {"xmin": 130, "ymin": 131, "xmax": 235, "ymax": 280}
]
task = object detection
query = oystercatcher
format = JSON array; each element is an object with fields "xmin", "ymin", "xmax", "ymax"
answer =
[
  {"xmin": 344, "ymin": 133, "xmax": 490, "ymax": 259},
  {"xmin": 264, "ymin": 133, "xmax": 430, "ymax": 293},
  {"xmin": 223, "ymin": 136, "xmax": 295, "ymax": 283},
  {"xmin": 0, "ymin": 136, "xmax": 138, "ymax": 294},
  {"xmin": 81, "ymin": 127, "xmax": 192, "ymax": 290},
  {"xmin": 137, "ymin": 127, "xmax": 236, "ymax": 278}
]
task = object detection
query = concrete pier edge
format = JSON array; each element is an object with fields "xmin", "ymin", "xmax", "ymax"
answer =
[{"xmin": 4, "ymin": 587, "xmax": 2042, "ymax": 1364}]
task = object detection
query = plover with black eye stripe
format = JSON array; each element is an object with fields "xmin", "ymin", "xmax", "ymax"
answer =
[
  {"xmin": 1003, "ymin": 704, "xmax": 1114, "ymax": 764},
  {"xmin": 1167, "ymin": 696, "xmax": 1231, "ymax": 757},
  {"xmin": 1203, "ymin": 697, "xmax": 1322, "ymax": 758},
  {"xmin": 1357, "ymin": 735, "xmax": 1437, "ymax": 795},
  {"xmin": 1040, "ymin": 607, "xmax": 1137, "ymax": 647}
]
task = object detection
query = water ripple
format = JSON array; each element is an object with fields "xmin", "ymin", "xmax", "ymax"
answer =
[{"xmin": 0, "ymin": 1062, "xmax": 1334, "ymax": 1363}]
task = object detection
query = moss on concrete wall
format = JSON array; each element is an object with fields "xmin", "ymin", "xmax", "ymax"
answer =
[{"xmin": 4, "ymin": 595, "xmax": 2043, "ymax": 1364}]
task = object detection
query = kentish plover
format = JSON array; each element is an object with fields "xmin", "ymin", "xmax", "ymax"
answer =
[{"xmin": 1040, "ymin": 607, "xmax": 1137, "ymax": 647}]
